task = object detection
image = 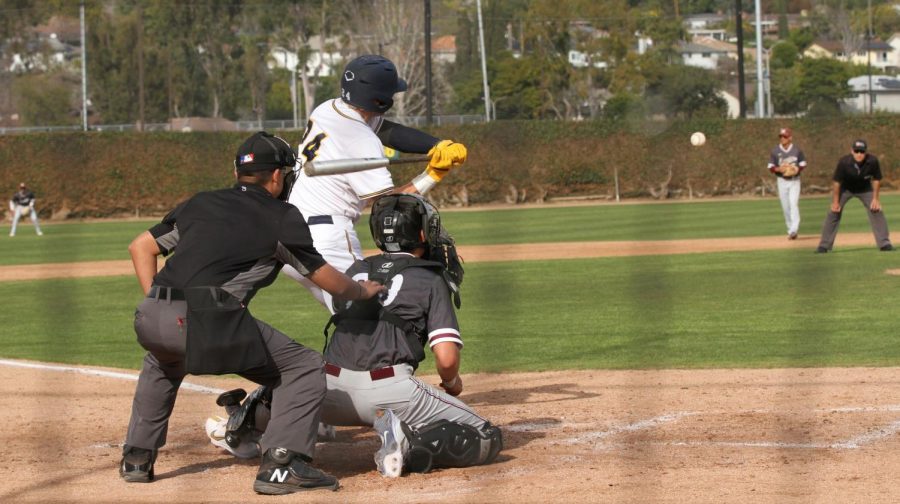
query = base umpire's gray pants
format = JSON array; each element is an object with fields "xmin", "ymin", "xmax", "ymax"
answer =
[
  {"xmin": 125, "ymin": 296, "xmax": 325, "ymax": 458},
  {"xmin": 817, "ymin": 190, "xmax": 892, "ymax": 251}
]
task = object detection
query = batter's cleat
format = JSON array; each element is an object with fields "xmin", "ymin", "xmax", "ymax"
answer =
[
  {"xmin": 881, "ymin": 244, "xmax": 895, "ymax": 251},
  {"xmin": 119, "ymin": 446, "xmax": 155, "ymax": 483},
  {"xmin": 253, "ymin": 447, "xmax": 339, "ymax": 495},
  {"xmin": 815, "ymin": 247, "xmax": 828, "ymax": 254},
  {"xmin": 205, "ymin": 415, "xmax": 260, "ymax": 459},
  {"xmin": 373, "ymin": 409, "xmax": 408, "ymax": 478}
]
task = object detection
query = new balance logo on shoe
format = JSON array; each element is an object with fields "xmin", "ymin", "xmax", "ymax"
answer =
[{"xmin": 270, "ymin": 468, "xmax": 289, "ymax": 483}]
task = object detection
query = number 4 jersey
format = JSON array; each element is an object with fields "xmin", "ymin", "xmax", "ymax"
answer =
[{"xmin": 289, "ymin": 98, "xmax": 395, "ymax": 222}]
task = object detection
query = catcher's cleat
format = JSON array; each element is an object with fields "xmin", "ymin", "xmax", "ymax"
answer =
[
  {"xmin": 317, "ymin": 422, "xmax": 337, "ymax": 442},
  {"xmin": 119, "ymin": 445, "xmax": 155, "ymax": 483},
  {"xmin": 373, "ymin": 409, "xmax": 408, "ymax": 478},
  {"xmin": 253, "ymin": 447, "xmax": 339, "ymax": 495},
  {"xmin": 205, "ymin": 415, "xmax": 260, "ymax": 459}
]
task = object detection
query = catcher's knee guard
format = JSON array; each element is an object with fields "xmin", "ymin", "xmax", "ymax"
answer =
[
  {"xmin": 405, "ymin": 421, "xmax": 503, "ymax": 472},
  {"xmin": 225, "ymin": 385, "xmax": 271, "ymax": 448}
]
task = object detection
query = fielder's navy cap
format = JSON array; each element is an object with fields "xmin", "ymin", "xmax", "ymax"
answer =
[
  {"xmin": 234, "ymin": 131, "xmax": 296, "ymax": 172},
  {"xmin": 852, "ymin": 139, "xmax": 867, "ymax": 152}
]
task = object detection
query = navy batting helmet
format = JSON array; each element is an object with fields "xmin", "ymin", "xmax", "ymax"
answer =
[
  {"xmin": 340, "ymin": 55, "xmax": 408, "ymax": 114},
  {"xmin": 370, "ymin": 194, "xmax": 441, "ymax": 253}
]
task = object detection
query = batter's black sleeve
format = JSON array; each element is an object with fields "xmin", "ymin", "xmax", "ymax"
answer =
[
  {"xmin": 376, "ymin": 120, "xmax": 440, "ymax": 154},
  {"xmin": 274, "ymin": 206, "xmax": 327, "ymax": 276}
]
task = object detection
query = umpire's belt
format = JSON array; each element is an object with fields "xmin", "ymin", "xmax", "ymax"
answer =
[
  {"xmin": 307, "ymin": 215, "xmax": 334, "ymax": 225},
  {"xmin": 325, "ymin": 362, "xmax": 395, "ymax": 381},
  {"xmin": 148, "ymin": 285, "xmax": 186, "ymax": 301}
]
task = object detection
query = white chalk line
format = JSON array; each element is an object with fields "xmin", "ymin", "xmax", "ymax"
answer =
[
  {"xmin": 0, "ymin": 358, "xmax": 225, "ymax": 395},
  {"xmin": 6, "ymin": 358, "xmax": 900, "ymax": 452}
]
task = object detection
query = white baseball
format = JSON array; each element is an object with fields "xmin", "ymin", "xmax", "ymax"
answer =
[{"xmin": 690, "ymin": 132, "xmax": 706, "ymax": 147}]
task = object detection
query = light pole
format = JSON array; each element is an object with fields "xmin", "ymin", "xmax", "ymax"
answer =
[
  {"xmin": 476, "ymin": 0, "xmax": 491, "ymax": 122},
  {"xmin": 867, "ymin": 0, "xmax": 874, "ymax": 114},
  {"xmin": 753, "ymin": 0, "xmax": 765, "ymax": 118}
]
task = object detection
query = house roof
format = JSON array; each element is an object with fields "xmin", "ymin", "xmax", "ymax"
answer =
[
  {"xmin": 432, "ymin": 35, "xmax": 455, "ymax": 53},
  {"xmin": 810, "ymin": 40, "xmax": 844, "ymax": 53},
  {"xmin": 849, "ymin": 75, "xmax": 900, "ymax": 91},
  {"xmin": 678, "ymin": 41, "xmax": 729, "ymax": 54},
  {"xmin": 810, "ymin": 39, "xmax": 893, "ymax": 53},
  {"xmin": 691, "ymin": 36, "xmax": 737, "ymax": 53}
]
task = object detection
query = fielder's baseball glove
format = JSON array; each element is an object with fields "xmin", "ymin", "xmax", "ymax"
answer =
[{"xmin": 780, "ymin": 164, "xmax": 799, "ymax": 177}]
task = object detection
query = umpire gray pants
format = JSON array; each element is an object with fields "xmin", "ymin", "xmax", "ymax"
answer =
[
  {"xmin": 125, "ymin": 296, "xmax": 325, "ymax": 458},
  {"xmin": 817, "ymin": 190, "xmax": 892, "ymax": 251}
]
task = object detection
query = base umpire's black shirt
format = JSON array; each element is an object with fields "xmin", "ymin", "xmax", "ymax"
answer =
[
  {"xmin": 833, "ymin": 153, "xmax": 882, "ymax": 194},
  {"xmin": 149, "ymin": 183, "xmax": 325, "ymax": 303}
]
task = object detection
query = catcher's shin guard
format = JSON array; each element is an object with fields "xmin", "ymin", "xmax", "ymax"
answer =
[
  {"xmin": 225, "ymin": 385, "xmax": 272, "ymax": 448},
  {"xmin": 405, "ymin": 421, "xmax": 503, "ymax": 472}
]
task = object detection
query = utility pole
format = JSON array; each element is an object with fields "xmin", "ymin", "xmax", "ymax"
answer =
[
  {"xmin": 867, "ymin": 0, "xmax": 874, "ymax": 114},
  {"xmin": 424, "ymin": 0, "xmax": 433, "ymax": 125},
  {"xmin": 754, "ymin": 0, "xmax": 764, "ymax": 118},
  {"xmin": 80, "ymin": 1, "xmax": 88, "ymax": 131},
  {"xmin": 476, "ymin": 0, "xmax": 491, "ymax": 122},
  {"xmin": 736, "ymin": 0, "xmax": 746, "ymax": 118}
]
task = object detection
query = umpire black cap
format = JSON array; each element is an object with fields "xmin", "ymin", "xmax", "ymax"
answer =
[
  {"xmin": 234, "ymin": 131, "xmax": 296, "ymax": 172},
  {"xmin": 340, "ymin": 55, "xmax": 408, "ymax": 114},
  {"xmin": 852, "ymin": 139, "xmax": 867, "ymax": 153}
]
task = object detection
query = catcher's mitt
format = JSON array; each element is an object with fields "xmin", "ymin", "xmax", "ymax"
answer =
[{"xmin": 780, "ymin": 164, "xmax": 799, "ymax": 177}]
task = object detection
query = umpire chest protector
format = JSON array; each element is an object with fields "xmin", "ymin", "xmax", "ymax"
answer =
[{"xmin": 324, "ymin": 254, "xmax": 449, "ymax": 363}]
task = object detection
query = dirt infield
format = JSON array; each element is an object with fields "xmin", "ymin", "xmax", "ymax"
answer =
[
  {"xmin": 4, "ymin": 231, "xmax": 900, "ymax": 502},
  {"xmin": 3, "ymin": 361, "xmax": 900, "ymax": 503}
]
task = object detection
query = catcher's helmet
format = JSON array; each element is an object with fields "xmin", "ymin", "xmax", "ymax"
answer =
[
  {"xmin": 370, "ymin": 194, "xmax": 440, "ymax": 253},
  {"xmin": 340, "ymin": 55, "xmax": 408, "ymax": 114}
]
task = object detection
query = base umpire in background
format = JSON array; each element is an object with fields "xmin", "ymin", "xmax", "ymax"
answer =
[
  {"xmin": 119, "ymin": 131, "xmax": 384, "ymax": 495},
  {"xmin": 815, "ymin": 139, "xmax": 894, "ymax": 253}
]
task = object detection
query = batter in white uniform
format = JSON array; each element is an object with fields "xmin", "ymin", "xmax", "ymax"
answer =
[{"xmin": 282, "ymin": 54, "xmax": 468, "ymax": 312}]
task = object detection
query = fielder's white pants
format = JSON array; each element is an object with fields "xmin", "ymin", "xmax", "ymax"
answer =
[
  {"xmin": 281, "ymin": 214, "xmax": 363, "ymax": 313},
  {"xmin": 777, "ymin": 177, "xmax": 801, "ymax": 236},
  {"xmin": 10, "ymin": 204, "xmax": 42, "ymax": 236}
]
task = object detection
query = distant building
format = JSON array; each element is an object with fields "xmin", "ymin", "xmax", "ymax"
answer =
[
  {"xmin": 269, "ymin": 35, "xmax": 342, "ymax": 78},
  {"xmin": 805, "ymin": 39, "xmax": 894, "ymax": 70},
  {"xmin": 678, "ymin": 40, "xmax": 733, "ymax": 70},
  {"xmin": 432, "ymin": 35, "xmax": 456, "ymax": 64},
  {"xmin": 845, "ymin": 75, "xmax": 900, "ymax": 113}
]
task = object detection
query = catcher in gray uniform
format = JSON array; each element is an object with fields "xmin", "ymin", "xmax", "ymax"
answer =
[{"xmin": 205, "ymin": 193, "xmax": 502, "ymax": 477}]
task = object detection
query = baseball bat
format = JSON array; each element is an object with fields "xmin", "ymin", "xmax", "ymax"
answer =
[{"xmin": 303, "ymin": 155, "xmax": 431, "ymax": 177}]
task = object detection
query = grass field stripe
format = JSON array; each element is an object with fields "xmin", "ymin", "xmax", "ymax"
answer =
[{"xmin": 0, "ymin": 358, "xmax": 225, "ymax": 395}]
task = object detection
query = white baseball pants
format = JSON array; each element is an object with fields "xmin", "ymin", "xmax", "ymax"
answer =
[
  {"xmin": 777, "ymin": 177, "xmax": 801, "ymax": 236},
  {"xmin": 281, "ymin": 215, "xmax": 363, "ymax": 313}
]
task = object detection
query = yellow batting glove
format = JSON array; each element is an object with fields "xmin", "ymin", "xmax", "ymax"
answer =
[{"xmin": 425, "ymin": 140, "xmax": 468, "ymax": 181}]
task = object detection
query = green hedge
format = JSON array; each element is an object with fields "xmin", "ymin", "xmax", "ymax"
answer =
[{"xmin": 1, "ymin": 117, "xmax": 898, "ymax": 217}]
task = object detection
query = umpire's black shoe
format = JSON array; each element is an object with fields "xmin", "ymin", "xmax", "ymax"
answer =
[
  {"xmin": 881, "ymin": 244, "xmax": 895, "ymax": 252},
  {"xmin": 119, "ymin": 445, "xmax": 155, "ymax": 483},
  {"xmin": 253, "ymin": 447, "xmax": 339, "ymax": 495},
  {"xmin": 815, "ymin": 247, "xmax": 829, "ymax": 254}
]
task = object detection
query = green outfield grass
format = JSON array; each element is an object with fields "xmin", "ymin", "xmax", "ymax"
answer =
[
  {"xmin": 2, "ymin": 193, "xmax": 899, "ymax": 265},
  {"xmin": 2, "ymin": 246, "xmax": 898, "ymax": 372}
]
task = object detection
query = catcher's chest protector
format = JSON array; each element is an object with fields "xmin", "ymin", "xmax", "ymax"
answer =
[{"xmin": 323, "ymin": 255, "xmax": 446, "ymax": 359}]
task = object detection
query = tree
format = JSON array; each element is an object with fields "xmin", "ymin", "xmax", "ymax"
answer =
[
  {"xmin": 14, "ymin": 72, "xmax": 76, "ymax": 126},
  {"xmin": 798, "ymin": 57, "xmax": 852, "ymax": 112},
  {"xmin": 645, "ymin": 64, "xmax": 727, "ymax": 119},
  {"xmin": 770, "ymin": 40, "xmax": 799, "ymax": 70}
]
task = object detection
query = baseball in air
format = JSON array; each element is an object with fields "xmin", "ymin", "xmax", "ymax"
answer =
[{"xmin": 690, "ymin": 132, "xmax": 706, "ymax": 147}]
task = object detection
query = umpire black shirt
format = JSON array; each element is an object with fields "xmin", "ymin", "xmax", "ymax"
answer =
[
  {"xmin": 833, "ymin": 153, "xmax": 882, "ymax": 194},
  {"xmin": 149, "ymin": 183, "xmax": 326, "ymax": 303}
]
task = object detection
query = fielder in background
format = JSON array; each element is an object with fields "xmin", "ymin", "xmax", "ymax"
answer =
[
  {"xmin": 9, "ymin": 182, "xmax": 43, "ymax": 236},
  {"xmin": 283, "ymin": 54, "xmax": 467, "ymax": 313},
  {"xmin": 767, "ymin": 127, "xmax": 806, "ymax": 240},
  {"xmin": 119, "ymin": 131, "xmax": 384, "ymax": 495},
  {"xmin": 206, "ymin": 194, "xmax": 502, "ymax": 478},
  {"xmin": 816, "ymin": 139, "xmax": 894, "ymax": 253}
]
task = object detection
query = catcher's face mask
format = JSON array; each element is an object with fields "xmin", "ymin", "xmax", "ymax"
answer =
[{"xmin": 278, "ymin": 164, "xmax": 300, "ymax": 202}]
